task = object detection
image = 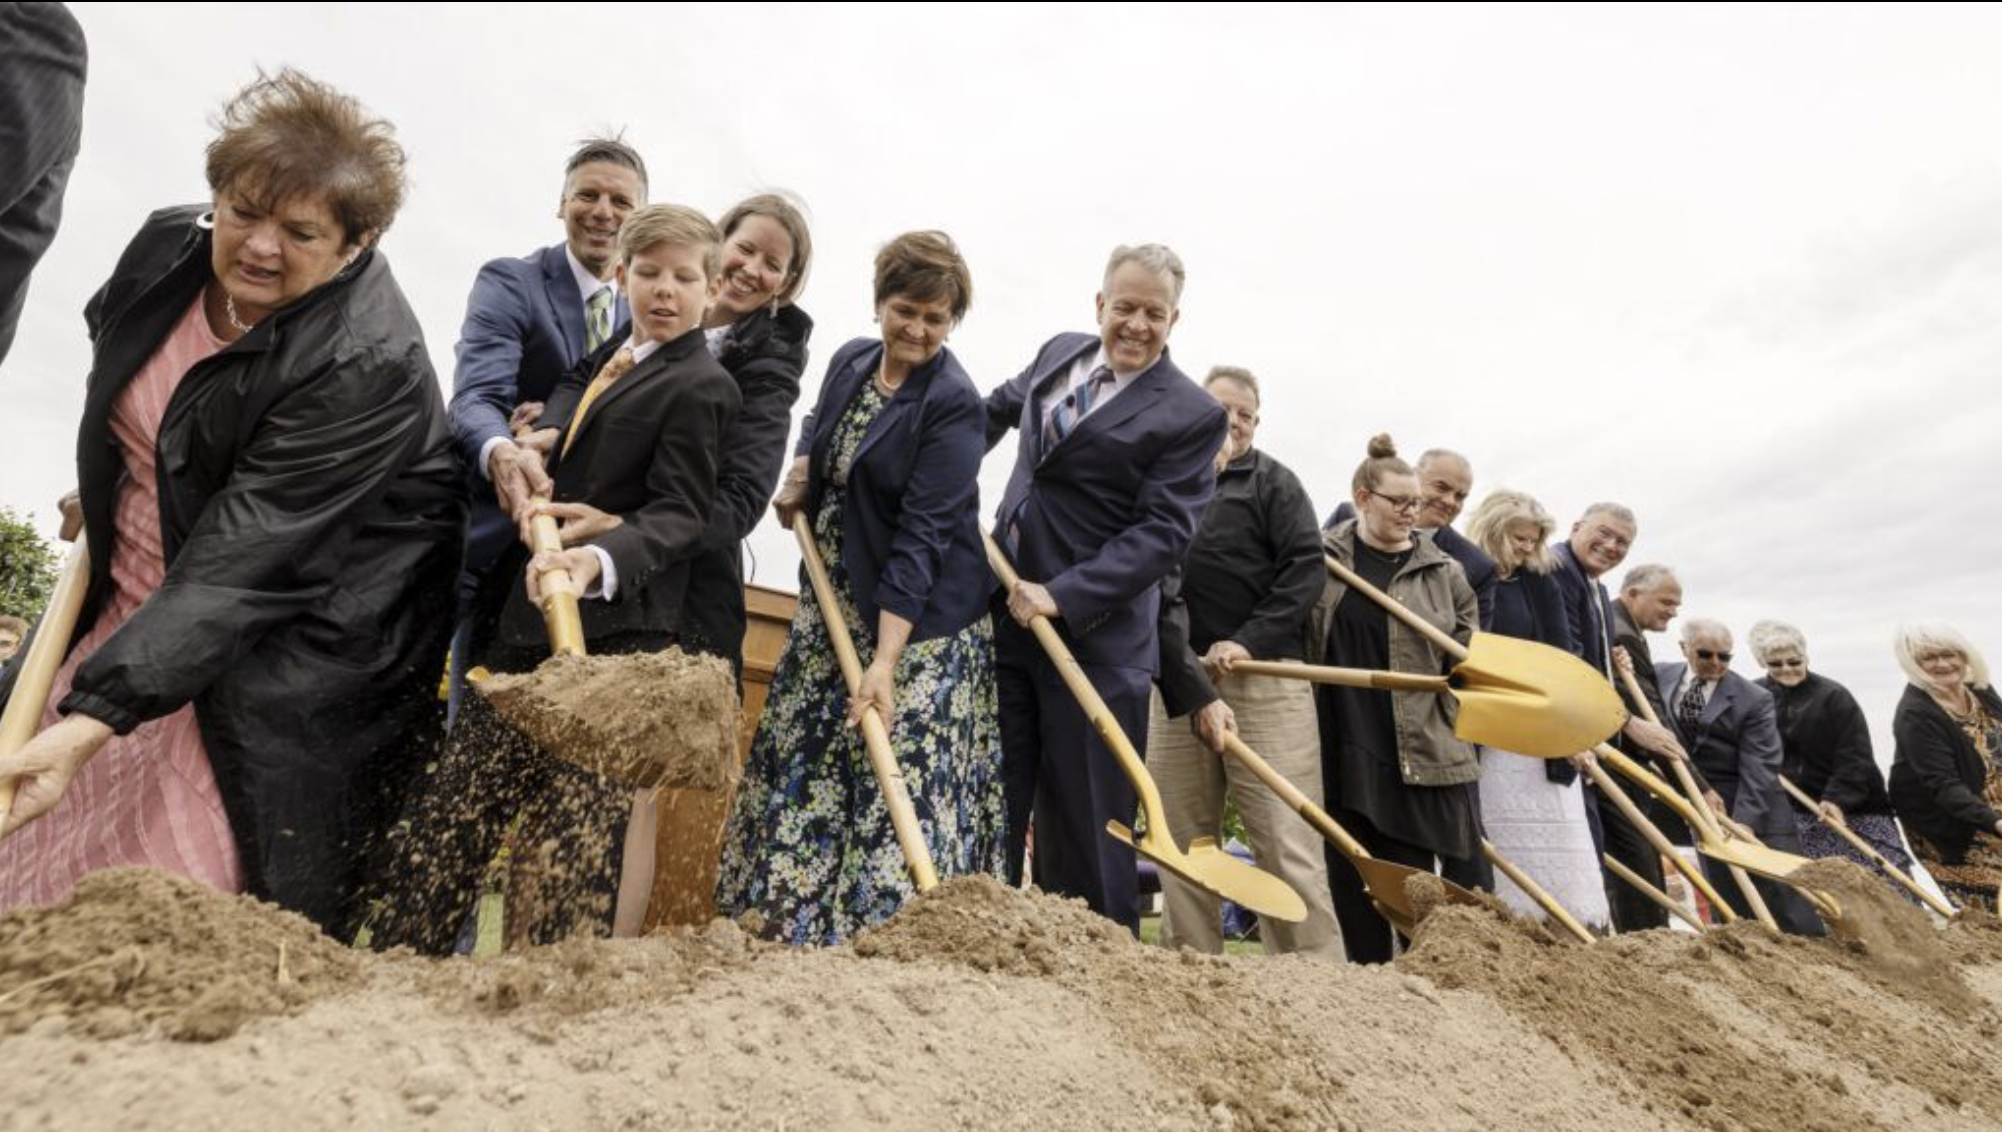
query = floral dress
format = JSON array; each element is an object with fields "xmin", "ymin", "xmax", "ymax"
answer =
[{"xmin": 715, "ymin": 380, "xmax": 1004, "ymax": 945}]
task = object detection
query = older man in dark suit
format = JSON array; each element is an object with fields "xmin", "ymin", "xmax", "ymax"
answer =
[
  {"xmin": 985, "ymin": 243, "xmax": 1227, "ymax": 932},
  {"xmin": 1658, "ymin": 618, "xmax": 1823, "ymax": 935}
]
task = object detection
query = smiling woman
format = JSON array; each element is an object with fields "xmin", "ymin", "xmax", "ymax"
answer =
[{"xmin": 0, "ymin": 68, "xmax": 464, "ymax": 936}]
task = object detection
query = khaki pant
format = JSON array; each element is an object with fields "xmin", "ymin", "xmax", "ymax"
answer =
[{"xmin": 1148, "ymin": 667, "xmax": 1343, "ymax": 958}]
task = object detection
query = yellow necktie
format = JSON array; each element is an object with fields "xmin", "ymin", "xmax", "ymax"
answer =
[{"xmin": 563, "ymin": 346, "xmax": 637, "ymax": 457}]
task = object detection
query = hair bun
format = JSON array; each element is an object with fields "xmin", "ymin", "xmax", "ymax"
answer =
[{"xmin": 1367, "ymin": 433, "xmax": 1397, "ymax": 460}]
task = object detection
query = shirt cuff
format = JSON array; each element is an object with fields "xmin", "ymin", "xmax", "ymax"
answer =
[
  {"xmin": 477, "ymin": 435, "xmax": 509, "ymax": 481},
  {"xmin": 583, "ymin": 545, "xmax": 618, "ymax": 601}
]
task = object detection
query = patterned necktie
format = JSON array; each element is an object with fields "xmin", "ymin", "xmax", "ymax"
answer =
[
  {"xmin": 1678, "ymin": 676, "xmax": 1706, "ymax": 738},
  {"xmin": 1042, "ymin": 365, "xmax": 1115, "ymax": 453},
  {"xmin": 584, "ymin": 287, "xmax": 614, "ymax": 352},
  {"xmin": 562, "ymin": 346, "xmax": 636, "ymax": 457}
]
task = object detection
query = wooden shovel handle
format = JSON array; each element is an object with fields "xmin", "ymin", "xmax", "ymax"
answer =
[
  {"xmin": 1325, "ymin": 553, "xmax": 1465, "ymax": 658},
  {"xmin": 1603, "ymin": 853, "xmax": 1705, "ymax": 931},
  {"xmin": 1219, "ymin": 733, "xmax": 1371, "ymax": 860},
  {"xmin": 1617, "ymin": 666, "xmax": 1778, "ymax": 929},
  {"xmin": 1777, "ymin": 775, "xmax": 1954, "ymax": 917},
  {"xmin": 0, "ymin": 543, "xmax": 92, "ymax": 828},
  {"xmin": 1484, "ymin": 838, "xmax": 1596, "ymax": 943},
  {"xmin": 983, "ymin": 532, "xmax": 1170, "ymax": 832},
  {"xmin": 794, "ymin": 515, "xmax": 938, "ymax": 892},
  {"xmin": 1584, "ymin": 749, "xmax": 1740, "ymax": 923},
  {"xmin": 526, "ymin": 497, "xmax": 585, "ymax": 658},
  {"xmin": 1229, "ymin": 660, "xmax": 1449, "ymax": 694}
]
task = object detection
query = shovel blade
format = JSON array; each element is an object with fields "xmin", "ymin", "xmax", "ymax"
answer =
[
  {"xmin": 1448, "ymin": 633, "xmax": 1629, "ymax": 759},
  {"xmin": 1109, "ymin": 822, "xmax": 1308, "ymax": 924},
  {"xmin": 1350, "ymin": 856, "xmax": 1486, "ymax": 935}
]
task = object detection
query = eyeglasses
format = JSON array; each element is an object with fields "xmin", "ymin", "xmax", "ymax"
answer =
[
  {"xmin": 1693, "ymin": 649, "xmax": 1733, "ymax": 663},
  {"xmin": 1764, "ymin": 658, "xmax": 1804, "ymax": 669},
  {"xmin": 1367, "ymin": 490, "xmax": 1422, "ymax": 515}
]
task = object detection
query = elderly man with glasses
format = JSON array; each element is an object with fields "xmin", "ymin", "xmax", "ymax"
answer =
[{"xmin": 1658, "ymin": 618, "xmax": 1824, "ymax": 934}]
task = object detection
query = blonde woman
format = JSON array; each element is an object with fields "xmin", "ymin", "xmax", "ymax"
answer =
[{"xmin": 1465, "ymin": 489, "xmax": 1610, "ymax": 930}]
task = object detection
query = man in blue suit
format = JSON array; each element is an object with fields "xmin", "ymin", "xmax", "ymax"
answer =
[
  {"xmin": 984, "ymin": 243, "xmax": 1228, "ymax": 933},
  {"xmin": 1658, "ymin": 618, "xmax": 1824, "ymax": 935},
  {"xmin": 443, "ymin": 138, "xmax": 646, "ymax": 716}
]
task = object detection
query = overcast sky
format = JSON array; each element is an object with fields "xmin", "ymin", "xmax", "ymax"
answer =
[{"xmin": 3, "ymin": 2, "xmax": 1996, "ymax": 761}]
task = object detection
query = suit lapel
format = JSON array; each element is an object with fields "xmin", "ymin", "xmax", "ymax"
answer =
[
  {"xmin": 1039, "ymin": 356, "xmax": 1165, "ymax": 466},
  {"xmin": 542, "ymin": 245, "xmax": 588, "ymax": 360},
  {"xmin": 565, "ymin": 341, "xmax": 674, "ymax": 456},
  {"xmin": 1701, "ymin": 675, "xmax": 1733, "ymax": 728}
]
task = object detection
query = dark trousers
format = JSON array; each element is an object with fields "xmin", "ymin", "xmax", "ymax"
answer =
[
  {"xmin": 995, "ymin": 616, "xmax": 1150, "ymax": 935},
  {"xmin": 1590, "ymin": 780, "xmax": 1670, "ymax": 932},
  {"xmin": 1324, "ymin": 806, "xmax": 1491, "ymax": 964}
]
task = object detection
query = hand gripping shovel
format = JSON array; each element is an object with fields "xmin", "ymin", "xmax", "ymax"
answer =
[
  {"xmin": 793, "ymin": 514, "xmax": 938, "ymax": 893},
  {"xmin": 984, "ymin": 532, "xmax": 1305, "ymax": 923},
  {"xmin": 1321, "ymin": 552, "xmax": 1748, "ymax": 924},
  {"xmin": 469, "ymin": 500, "xmax": 737, "ymax": 790},
  {"xmin": 0, "ymin": 543, "xmax": 91, "ymax": 833}
]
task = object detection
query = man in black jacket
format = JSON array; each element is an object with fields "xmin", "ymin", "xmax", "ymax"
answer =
[
  {"xmin": 1151, "ymin": 367, "xmax": 1341, "ymax": 957},
  {"xmin": 1606, "ymin": 562, "xmax": 1692, "ymax": 928}
]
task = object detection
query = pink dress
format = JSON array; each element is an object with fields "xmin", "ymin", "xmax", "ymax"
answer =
[{"xmin": 0, "ymin": 296, "xmax": 244, "ymax": 911}]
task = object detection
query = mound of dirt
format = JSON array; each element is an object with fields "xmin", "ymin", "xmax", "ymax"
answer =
[
  {"xmin": 0, "ymin": 869, "xmax": 361, "ymax": 1041},
  {"xmin": 7, "ymin": 867, "xmax": 2002, "ymax": 1131},
  {"xmin": 477, "ymin": 647, "xmax": 740, "ymax": 789}
]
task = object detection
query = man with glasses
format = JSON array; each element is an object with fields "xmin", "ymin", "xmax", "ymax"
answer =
[{"xmin": 1658, "ymin": 619, "xmax": 1822, "ymax": 933}]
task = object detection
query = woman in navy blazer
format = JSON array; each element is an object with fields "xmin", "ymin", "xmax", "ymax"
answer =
[{"xmin": 717, "ymin": 231, "xmax": 1004, "ymax": 945}]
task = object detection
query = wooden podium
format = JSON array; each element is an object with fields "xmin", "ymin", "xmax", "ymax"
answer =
[{"xmin": 642, "ymin": 584, "xmax": 797, "ymax": 929}]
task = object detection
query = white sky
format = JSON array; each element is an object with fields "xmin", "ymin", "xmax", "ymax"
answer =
[{"xmin": 3, "ymin": 2, "xmax": 1997, "ymax": 761}]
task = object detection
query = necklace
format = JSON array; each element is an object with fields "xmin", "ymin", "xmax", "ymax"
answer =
[
  {"xmin": 873, "ymin": 365, "xmax": 902, "ymax": 397},
  {"xmin": 222, "ymin": 289, "xmax": 255, "ymax": 336}
]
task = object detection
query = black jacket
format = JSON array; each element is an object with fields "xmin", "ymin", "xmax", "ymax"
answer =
[
  {"xmin": 1157, "ymin": 448, "xmax": 1321, "ymax": 718},
  {"xmin": 677, "ymin": 305, "xmax": 811, "ymax": 664},
  {"xmin": 797, "ymin": 337, "xmax": 991, "ymax": 643},
  {"xmin": 1759, "ymin": 671, "xmax": 1891, "ymax": 816},
  {"xmin": 1889, "ymin": 683, "xmax": 2002, "ymax": 861},
  {"xmin": 52, "ymin": 205, "xmax": 463, "ymax": 933},
  {"xmin": 489, "ymin": 326, "xmax": 739, "ymax": 655}
]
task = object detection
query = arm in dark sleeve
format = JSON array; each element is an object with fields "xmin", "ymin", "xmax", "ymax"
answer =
[
  {"xmin": 1895, "ymin": 706, "xmax": 2000, "ymax": 832},
  {"xmin": 1730, "ymin": 689, "xmax": 1782, "ymax": 831},
  {"xmin": 63, "ymin": 341, "xmax": 440, "ymax": 732},
  {"xmin": 1221, "ymin": 462, "xmax": 1320, "ymax": 660},
  {"xmin": 1155, "ymin": 566, "xmax": 1218, "ymax": 719},
  {"xmin": 982, "ymin": 348, "xmax": 1040, "ymax": 451},
  {"xmin": 1820, "ymin": 686, "xmax": 1882, "ymax": 810},
  {"xmin": 594, "ymin": 375, "xmax": 740, "ymax": 595},
  {"xmin": 447, "ymin": 261, "xmax": 537, "ymax": 469},
  {"xmin": 871, "ymin": 386, "xmax": 985, "ymax": 625},
  {"xmin": 1044, "ymin": 402, "xmax": 1228, "ymax": 624},
  {"xmin": 702, "ymin": 355, "xmax": 802, "ymax": 549}
]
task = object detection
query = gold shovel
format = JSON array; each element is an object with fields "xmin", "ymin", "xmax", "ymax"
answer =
[
  {"xmin": 1230, "ymin": 634, "xmax": 1628, "ymax": 760},
  {"xmin": 1320, "ymin": 553, "xmax": 1751, "ymax": 923},
  {"xmin": 984, "ymin": 533, "xmax": 1305, "ymax": 923}
]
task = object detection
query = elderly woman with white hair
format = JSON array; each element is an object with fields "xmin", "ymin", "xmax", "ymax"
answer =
[
  {"xmin": 1887, "ymin": 623, "xmax": 2002, "ymax": 911},
  {"xmin": 1750, "ymin": 620, "xmax": 1913, "ymax": 878},
  {"xmin": 1464, "ymin": 489, "xmax": 1610, "ymax": 930}
]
